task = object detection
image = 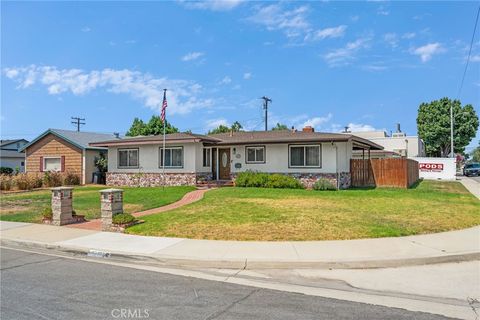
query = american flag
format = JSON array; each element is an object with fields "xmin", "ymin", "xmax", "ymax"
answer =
[{"xmin": 161, "ymin": 90, "xmax": 167, "ymax": 123}]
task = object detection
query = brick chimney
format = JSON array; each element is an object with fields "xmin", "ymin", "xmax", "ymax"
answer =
[{"xmin": 302, "ymin": 126, "xmax": 315, "ymax": 133}]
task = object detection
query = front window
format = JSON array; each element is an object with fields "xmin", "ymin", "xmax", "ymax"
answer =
[
  {"xmin": 44, "ymin": 157, "xmax": 61, "ymax": 172},
  {"xmin": 246, "ymin": 146, "xmax": 265, "ymax": 163},
  {"xmin": 289, "ymin": 145, "xmax": 321, "ymax": 167},
  {"xmin": 203, "ymin": 148, "xmax": 211, "ymax": 167},
  {"xmin": 118, "ymin": 149, "xmax": 139, "ymax": 168},
  {"xmin": 160, "ymin": 147, "xmax": 183, "ymax": 168}
]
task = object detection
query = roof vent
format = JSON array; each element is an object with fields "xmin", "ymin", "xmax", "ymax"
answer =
[
  {"xmin": 291, "ymin": 126, "xmax": 297, "ymax": 133},
  {"xmin": 113, "ymin": 132, "xmax": 120, "ymax": 138},
  {"xmin": 302, "ymin": 126, "xmax": 315, "ymax": 133}
]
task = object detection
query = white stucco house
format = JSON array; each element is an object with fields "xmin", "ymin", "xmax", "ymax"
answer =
[{"xmin": 90, "ymin": 127, "xmax": 382, "ymax": 189}]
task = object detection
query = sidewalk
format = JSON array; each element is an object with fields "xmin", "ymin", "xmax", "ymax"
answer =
[
  {"xmin": 1, "ymin": 221, "xmax": 478, "ymax": 269},
  {"xmin": 458, "ymin": 176, "xmax": 480, "ymax": 200}
]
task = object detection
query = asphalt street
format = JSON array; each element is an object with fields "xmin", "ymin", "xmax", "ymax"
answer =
[{"xmin": 0, "ymin": 247, "xmax": 455, "ymax": 320}]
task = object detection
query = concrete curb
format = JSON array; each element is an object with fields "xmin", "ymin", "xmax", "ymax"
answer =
[{"xmin": 2, "ymin": 238, "xmax": 479, "ymax": 270}]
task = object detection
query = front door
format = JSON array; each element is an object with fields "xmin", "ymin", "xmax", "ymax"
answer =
[{"xmin": 218, "ymin": 148, "xmax": 231, "ymax": 180}]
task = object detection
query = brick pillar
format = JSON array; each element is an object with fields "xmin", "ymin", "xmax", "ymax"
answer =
[
  {"xmin": 100, "ymin": 189, "xmax": 124, "ymax": 231},
  {"xmin": 51, "ymin": 187, "xmax": 74, "ymax": 226}
]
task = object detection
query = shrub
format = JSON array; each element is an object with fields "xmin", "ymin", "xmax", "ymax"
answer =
[
  {"xmin": 0, "ymin": 167, "xmax": 13, "ymax": 175},
  {"xmin": 63, "ymin": 172, "xmax": 81, "ymax": 185},
  {"xmin": 0, "ymin": 174, "xmax": 13, "ymax": 190},
  {"xmin": 15, "ymin": 173, "xmax": 43, "ymax": 190},
  {"xmin": 265, "ymin": 174, "xmax": 304, "ymax": 189},
  {"xmin": 313, "ymin": 178, "xmax": 337, "ymax": 191},
  {"xmin": 112, "ymin": 213, "xmax": 135, "ymax": 225},
  {"xmin": 42, "ymin": 207, "xmax": 53, "ymax": 220},
  {"xmin": 43, "ymin": 172, "xmax": 63, "ymax": 187},
  {"xmin": 235, "ymin": 171, "xmax": 304, "ymax": 189}
]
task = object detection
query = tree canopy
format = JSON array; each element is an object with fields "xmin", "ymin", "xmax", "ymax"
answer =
[
  {"xmin": 126, "ymin": 116, "xmax": 179, "ymax": 137},
  {"xmin": 272, "ymin": 123, "xmax": 289, "ymax": 131},
  {"xmin": 417, "ymin": 97, "xmax": 478, "ymax": 157},
  {"xmin": 471, "ymin": 142, "xmax": 480, "ymax": 163},
  {"xmin": 208, "ymin": 121, "xmax": 243, "ymax": 135}
]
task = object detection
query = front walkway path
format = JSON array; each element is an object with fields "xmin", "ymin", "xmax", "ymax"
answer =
[
  {"xmin": 67, "ymin": 188, "xmax": 211, "ymax": 231},
  {"xmin": 458, "ymin": 176, "xmax": 480, "ymax": 200}
]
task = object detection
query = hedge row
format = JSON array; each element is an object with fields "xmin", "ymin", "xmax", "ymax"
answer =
[{"xmin": 0, "ymin": 172, "xmax": 81, "ymax": 191}]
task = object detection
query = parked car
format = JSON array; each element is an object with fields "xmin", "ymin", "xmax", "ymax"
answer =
[{"xmin": 463, "ymin": 163, "xmax": 480, "ymax": 176}]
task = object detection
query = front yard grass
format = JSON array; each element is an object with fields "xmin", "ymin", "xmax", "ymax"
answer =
[
  {"xmin": 0, "ymin": 186, "xmax": 195, "ymax": 223},
  {"xmin": 126, "ymin": 180, "xmax": 480, "ymax": 241}
]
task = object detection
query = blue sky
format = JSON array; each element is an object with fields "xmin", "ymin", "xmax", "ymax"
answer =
[{"xmin": 2, "ymin": 1, "xmax": 479, "ymax": 151}]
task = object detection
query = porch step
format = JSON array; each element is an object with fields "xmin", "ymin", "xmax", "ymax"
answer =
[{"xmin": 196, "ymin": 180, "xmax": 234, "ymax": 188}]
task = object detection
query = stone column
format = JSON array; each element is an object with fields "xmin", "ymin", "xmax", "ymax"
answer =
[
  {"xmin": 51, "ymin": 187, "xmax": 74, "ymax": 226},
  {"xmin": 100, "ymin": 189, "xmax": 124, "ymax": 231}
]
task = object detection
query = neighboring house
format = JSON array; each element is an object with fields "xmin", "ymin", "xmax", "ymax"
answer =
[
  {"xmin": 90, "ymin": 126, "xmax": 383, "ymax": 189},
  {"xmin": 0, "ymin": 139, "xmax": 29, "ymax": 172},
  {"xmin": 20, "ymin": 129, "xmax": 120, "ymax": 184},
  {"xmin": 350, "ymin": 125, "xmax": 425, "ymax": 158}
]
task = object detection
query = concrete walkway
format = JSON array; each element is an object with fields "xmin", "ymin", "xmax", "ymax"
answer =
[
  {"xmin": 459, "ymin": 176, "xmax": 480, "ymax": 200},
  {"xmin": 67, "ymin": 188, "xmax": 210, "ymax": 231},
  {"xmin": 1, "ymin": 221, "xmax": 478, "ymax": 269}
]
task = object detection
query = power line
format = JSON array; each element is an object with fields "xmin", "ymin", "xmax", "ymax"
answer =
[
  {"xmin": 71, "ymin": 117, "xmax": 86, "ymax": 132},
  {"xmin": 457, "ymin": 5, "xmax": 480, "ymax": 98}
]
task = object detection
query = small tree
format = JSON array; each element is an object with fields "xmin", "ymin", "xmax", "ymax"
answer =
[
  {"xmin": 472, "ymin": 143, "xmax": 480, "ymax": 163},
  {"xmin": 417, "ymin": 98, "xmax": 478, "ymax": 157},
  {"xmin": 208, "ymin": 121, "xmax": 243, "ymax": 134},
  {"xmin": 95, "ymin": 153, "xmax": 108, "ymax": 173},
  {"xmin": 272, "ymin": 123, "xmax": 288, "ymax": 131},
  {"xmin": 126, "ymin": 116, "xmax": 179, "ymax": 137}
]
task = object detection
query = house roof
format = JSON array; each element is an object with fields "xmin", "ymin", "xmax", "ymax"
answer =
[
  {"xmin": 0, "ymin": 149, "xmax": 25, "ymax": 158},
  {"xmin": 0, "ymin": 139, "xmax": 28, "ymax": 149},
  {"xmin": 20, "ymin": 129, "xmax": 121, "ymax": 152},
  {"xmin": 206, "ymin": 130, "xmax": 383, "ymax": 149},
  {"xmin": 90, "ymin": 130, "xmax": 383, "ymax": 150}
]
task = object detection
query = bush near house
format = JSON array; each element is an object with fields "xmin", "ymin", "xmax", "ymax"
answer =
[
  {"xmin": 0, "ymin": 167, "xmax": 14, "ymax": 175},
  {"xmin": 112, "ymin": 213, "xmax": 136, "ymax": 225},
  {"xmin": 313, "ymin": 178, "xmax": 337, "ymax": 191},
  {"xmin": 0, "ymin": 172, "xmax": 81, "ymax": 191},
  {"xmin": 235, "ymin": 171, "xmax": 304, "ymax": 189}
]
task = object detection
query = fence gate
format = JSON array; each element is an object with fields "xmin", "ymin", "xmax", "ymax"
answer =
[{"xmin": 350, "ymin": 159, "xmax": 375, "ymax": 187}]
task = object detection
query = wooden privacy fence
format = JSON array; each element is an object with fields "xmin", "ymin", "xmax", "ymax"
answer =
[{"xmin": 350, "ymin": 158, "xmax": 419, "ymax": 188}]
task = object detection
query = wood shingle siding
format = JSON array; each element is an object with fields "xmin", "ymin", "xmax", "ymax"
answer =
[{"xmin": 26, "ymin": 133, "xmax": 83, "ymax": 175}]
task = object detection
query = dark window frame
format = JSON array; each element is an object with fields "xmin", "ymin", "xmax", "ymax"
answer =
[{"xmin": 203, "ymin": 148, "xmax": 211, "ymax": 167}]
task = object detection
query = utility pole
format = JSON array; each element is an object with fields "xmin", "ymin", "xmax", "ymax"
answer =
[
  {"xmin": 450, "ymin": 105, "xmax": 454, "ymax": 158},
  {"xmin": 260, "ymin": 96, "xmax": 272, "ymax": 131},
  {"xmin": 71, "ymin": 117, "xmax": 85, "ymax": 132}
]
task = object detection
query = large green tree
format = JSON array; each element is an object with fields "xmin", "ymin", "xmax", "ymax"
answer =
[
  {"xmin": 272, "ymin": 123, "xmax": 289, "ymax": 131},
  {"xmin": 208, "ymin": 121, "xmax": 243, "ymax": 134},
  {"xmin": 126, "ymin": 116, "xmax": 179, "ymax": 136},
  {"xmin": 472, "ymin": 142, "xmax": 480, "ymax": 162},
  {"xmin": 417, "ymin": 98, "xmax": 478, "ymax": 157}
]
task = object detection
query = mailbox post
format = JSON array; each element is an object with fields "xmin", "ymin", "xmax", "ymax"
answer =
[
  {"xmin": 100, "ymin": 189, "xmax": 124, "ymax": 231},
  {"xmin": 51, "ymin": 187, "xmax": 74, "ymax": 226}
]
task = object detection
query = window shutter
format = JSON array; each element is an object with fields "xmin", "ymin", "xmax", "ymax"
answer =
[
  {"xmin": 61, "ymin": 156, "xmax": 65, "ymax": 172},
  {"xmin": 39, "ymin": 156, "xmax": 44, "ymax": 172}
]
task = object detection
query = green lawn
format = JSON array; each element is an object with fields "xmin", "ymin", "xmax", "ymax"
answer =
[
  {"xmin": 126, "ymin": 180, "xmax": 480, "ymax": 241},
  {"xmin": 0, "ymin": 186, "xmax": 195, "ymax": 223}
]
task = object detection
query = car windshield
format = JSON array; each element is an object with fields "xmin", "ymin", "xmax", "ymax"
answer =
[{"xmin": 466, "ymin": 163, "xmax": 480, "ymax": 169}]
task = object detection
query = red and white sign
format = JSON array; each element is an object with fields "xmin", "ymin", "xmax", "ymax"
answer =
[{"xmin": 419, "ymin": 163, "xmax": 444, "ymax": 172}]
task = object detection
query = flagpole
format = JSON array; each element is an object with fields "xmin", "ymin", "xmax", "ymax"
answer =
[{"xmin": 162, "ymin": 89, "xmax": 167, "ymax": 190}]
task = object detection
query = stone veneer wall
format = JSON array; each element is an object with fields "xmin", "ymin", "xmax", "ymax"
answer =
[
  {"xmin": 231, "ymin": 172, "xmax": 351, "ymax": 189},
  {"xmin": 107, "ymin": 172, "xmax": 200, "ymax": 187}
]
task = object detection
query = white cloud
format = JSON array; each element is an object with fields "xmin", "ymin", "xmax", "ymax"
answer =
[
  {"xmin": 402, "ymin": 32, "xmax": 416, "ymax": 39},
  {"xmin": 206, "ymin": 118, "xmax": 228, "ymax": 129},
  {"xmin": 181, "ymin": 0, "xmax": 244, "ymax": 11},
  {"xmin": 346, "ymin": 123, "xmax": 377, "ymax": 132},
  {"xmin": 243, "ymin": 72, "xmax": 252, "ymax": 80},
  {"xmin": 125, "ymin": 40, "xmax": 137, "ymax": 44},
  {"xmin": 412, "ymin": 43, "xmax": 444, "ymax": 62},
  {"xmin": 350, "ymin": 15, "xmax": 360, "ymax": 22},
  {"xmin": 361, "ymin": 64, "xmax": 388, "ymax": 72},
  {"xmin": 384, "ymin": 33, "xmax": 398, "ymax": 48},
  {"xmin": 181, "ymin": 51, "xmax": 205, "ymax": 62},
  {"xmin": 3, "ymin": 65, "xmax": 213, "ymax": 115},
  {"xmin": 323, "ymin": 36, "xmax": 372, "ymax": 67},
  {"xmin": 220, "ymin": 76, "xmax": 232, "ymax": 84},
  {"xmin": 470, "ymin": 55, "xmax": 480, "ymax": 62},
  {"xmin": 248, "ymin": 4, "xmax": 310, "ymax": 38},
  {"xmin": 301, "ymin": 113, "xmax": 333, "ymax": 129},
  {"xmin": 81, "ymin": 26, "xmax": 91, "ymax": 32},
  {"xmin": 306, "ymin": 25, "xmax": 347, "ymax": 41}
]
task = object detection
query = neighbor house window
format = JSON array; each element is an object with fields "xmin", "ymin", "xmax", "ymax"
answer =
[
  {"xmin": 118, "ymin": 149, "xmax": 139, "ymax": 168},
  {"xmin": 44, "ymin": 157, "xmax": 61, "ymax": 172},
  {"xmin": 289, "ymin": 145, "xmax": 321, "ymax": 167},
  {"xmin": 159, "ymin": 147, "xmax": 183, "ymax": 168},
  {"xmin": 246, "ymin": 146, "xmax": 265, "ymax": 163},
  {"xmin": 203, "ymin": 148, "xmax": 211, "ymax": 167}
]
